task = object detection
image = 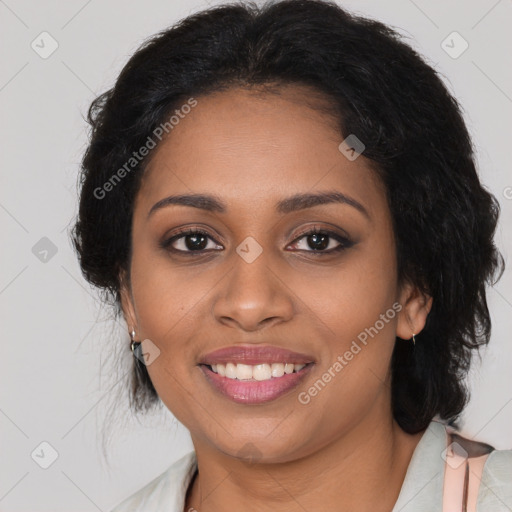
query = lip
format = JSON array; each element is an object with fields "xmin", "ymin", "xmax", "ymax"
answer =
[
  {"xmin": 199, "ymin": 362, "xmax": 315, "ymax": 404},
  {"xmin": 198, "ymin": 344, "xmax": 315, "ymax": 366}
]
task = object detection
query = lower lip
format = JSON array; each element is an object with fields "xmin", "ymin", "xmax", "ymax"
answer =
[{"xmin": 199, "ymin": 364, "xmax": 314, "ymax": 404}]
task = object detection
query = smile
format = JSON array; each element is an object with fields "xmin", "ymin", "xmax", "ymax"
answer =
[
  {"xmin": 209, "ymin": 362, "xmax": 306, "ymax": 380},
  {"xmin": 199, "ymin": 362, "xmax": 314, "ymax": 404}
]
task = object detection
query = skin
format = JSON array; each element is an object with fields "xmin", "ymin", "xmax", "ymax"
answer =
[{"xmin": 119, "ymin": 85, "xmax": 433, "ymax": 512}]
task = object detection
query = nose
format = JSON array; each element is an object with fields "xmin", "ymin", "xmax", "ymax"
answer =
[{"xmin": 211, "ymin": 251, "xmax": 295, "ymax": 332}]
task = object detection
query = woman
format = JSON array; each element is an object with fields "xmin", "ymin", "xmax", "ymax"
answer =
[{"xmin": 71, "ymin": 0, "xmax": 511, "ymax": 510}]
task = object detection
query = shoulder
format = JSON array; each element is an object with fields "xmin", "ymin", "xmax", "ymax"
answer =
[
  {"xmin": 394, "ymin": 420, "xmax": 511, "ymax": 512},
  {"xmin": 478, "ymin": 448, "xmax": 512, "ymax": 509},
  {"xmin": 448, "ymin": 428, "xmax": 512, "ymax": 509},
  {"xmin": 109, "ymin": 451, "xmax": 197, "ymax": 512}
]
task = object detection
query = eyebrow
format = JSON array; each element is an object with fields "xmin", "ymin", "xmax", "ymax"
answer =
[{"xmin": 147, "ymin": 190, "xmax": 370, "ymax": 220}]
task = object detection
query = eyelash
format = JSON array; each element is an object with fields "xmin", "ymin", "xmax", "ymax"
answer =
[{"xmin": 160, "ymin": 226, "xmax": 353, "ymax": 256}]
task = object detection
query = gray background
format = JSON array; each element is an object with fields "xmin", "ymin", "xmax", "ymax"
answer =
[{"xmin": 1, "ymin": 0, "xmax": 511, "ymax": 510}]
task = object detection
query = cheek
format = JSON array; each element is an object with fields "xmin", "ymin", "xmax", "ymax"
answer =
[
  {"xmin": 298, "ymin": 272, "xmax": 398, "ymax": 431},
  {"xmin": 129, "ymin": 242, "xmax": 205, "ymax": 332},
  {"xmin": 293, "ymin": 242, "xmax": 397, "ymax": 338},
  {"xmin": 294, "ymin": 241, "xmax": 399, "ymax": 398},
  {"xmin": 128, "ymin": 252, "xmax": 206, "ymax": 420}
]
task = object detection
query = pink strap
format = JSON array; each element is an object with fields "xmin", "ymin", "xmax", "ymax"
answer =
[
  {"xmin": 466, "ymin": 454, "xmax": 489, "ymax": 512},
  {"xmin": 442, "ymin": 431, "xmax": 491, "ymax": 512}
]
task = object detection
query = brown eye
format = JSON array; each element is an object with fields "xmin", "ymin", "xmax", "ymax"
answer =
[
  {"xmin": 288, "ymin": 227, "xmax": 353, "ymax": 253},
  {"xmin": 160, "ymin": 229, "xmax": 223, "ymax": 253}
]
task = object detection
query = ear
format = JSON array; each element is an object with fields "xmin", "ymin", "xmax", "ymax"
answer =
[
  {"xmin": 119, "ymin": 269, "xmax": 138, "ymax": 333},
  {"xmin": 396, "ymin": 280, "xmax": 433, "ymax": 340}
]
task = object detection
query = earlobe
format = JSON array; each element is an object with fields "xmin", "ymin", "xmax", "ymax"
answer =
[{"xmin": 396, "ymin": 282, "xmax": 433, "ymax": 340}]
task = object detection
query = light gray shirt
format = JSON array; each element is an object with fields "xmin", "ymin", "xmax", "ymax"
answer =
[{"xmin": 110, "ymin": 420, "xmax": 512, "ymax": 511}]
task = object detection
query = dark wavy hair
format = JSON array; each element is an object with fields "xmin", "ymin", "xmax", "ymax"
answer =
[{"xmin": 71, "ymin": 0, "xmax": 505, "ymax": 434}]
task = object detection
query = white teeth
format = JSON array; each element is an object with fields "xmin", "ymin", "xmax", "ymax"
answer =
[
  {"xmin": 209, "ymin": 362, "xmax": 307, "ymax": 381},
  {"xmin": 271, "ymin": 363, "xmax": 285, "ymax": 378},
  {"xmin": 225, "ymin": 363, "xmax": 237, "ymax": 379},
  {"xmin": 284, "ymin": 363, "xmax": 294, "ymax": 374},
  {"xmin": 253, "ymin": 364, "xmax": 271, "ymax": 381},
  {"xmin": 236, "ymin": 363, "xmax": 254, "ymax": 380}
]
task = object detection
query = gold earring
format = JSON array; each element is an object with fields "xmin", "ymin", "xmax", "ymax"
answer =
[
  {"xmin": 411, "ymin": 333, "xmax": 416, "ymax": 345},
  {"xmin": 130, "ymin": 329, "xmax": 141, "ymax": 353}
]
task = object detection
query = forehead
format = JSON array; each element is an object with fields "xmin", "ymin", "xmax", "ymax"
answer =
[{"xmin": 137, "ymin": 86, "xmax": 386, "ymax": 219}]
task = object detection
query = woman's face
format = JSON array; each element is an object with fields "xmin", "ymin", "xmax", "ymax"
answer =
[{"xmin": 120, "ymin": 85, "xmax": 431, "ymax": 462}]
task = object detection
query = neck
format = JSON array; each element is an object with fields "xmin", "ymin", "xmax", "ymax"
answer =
[{"xmin": 185, "ymin": 412, "xmax": 425, "ymax": 512}]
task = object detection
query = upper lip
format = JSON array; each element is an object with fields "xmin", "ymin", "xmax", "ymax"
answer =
[{"xmin": 199, "ymin": 344, "xmax": 315, "ymax": 366}]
